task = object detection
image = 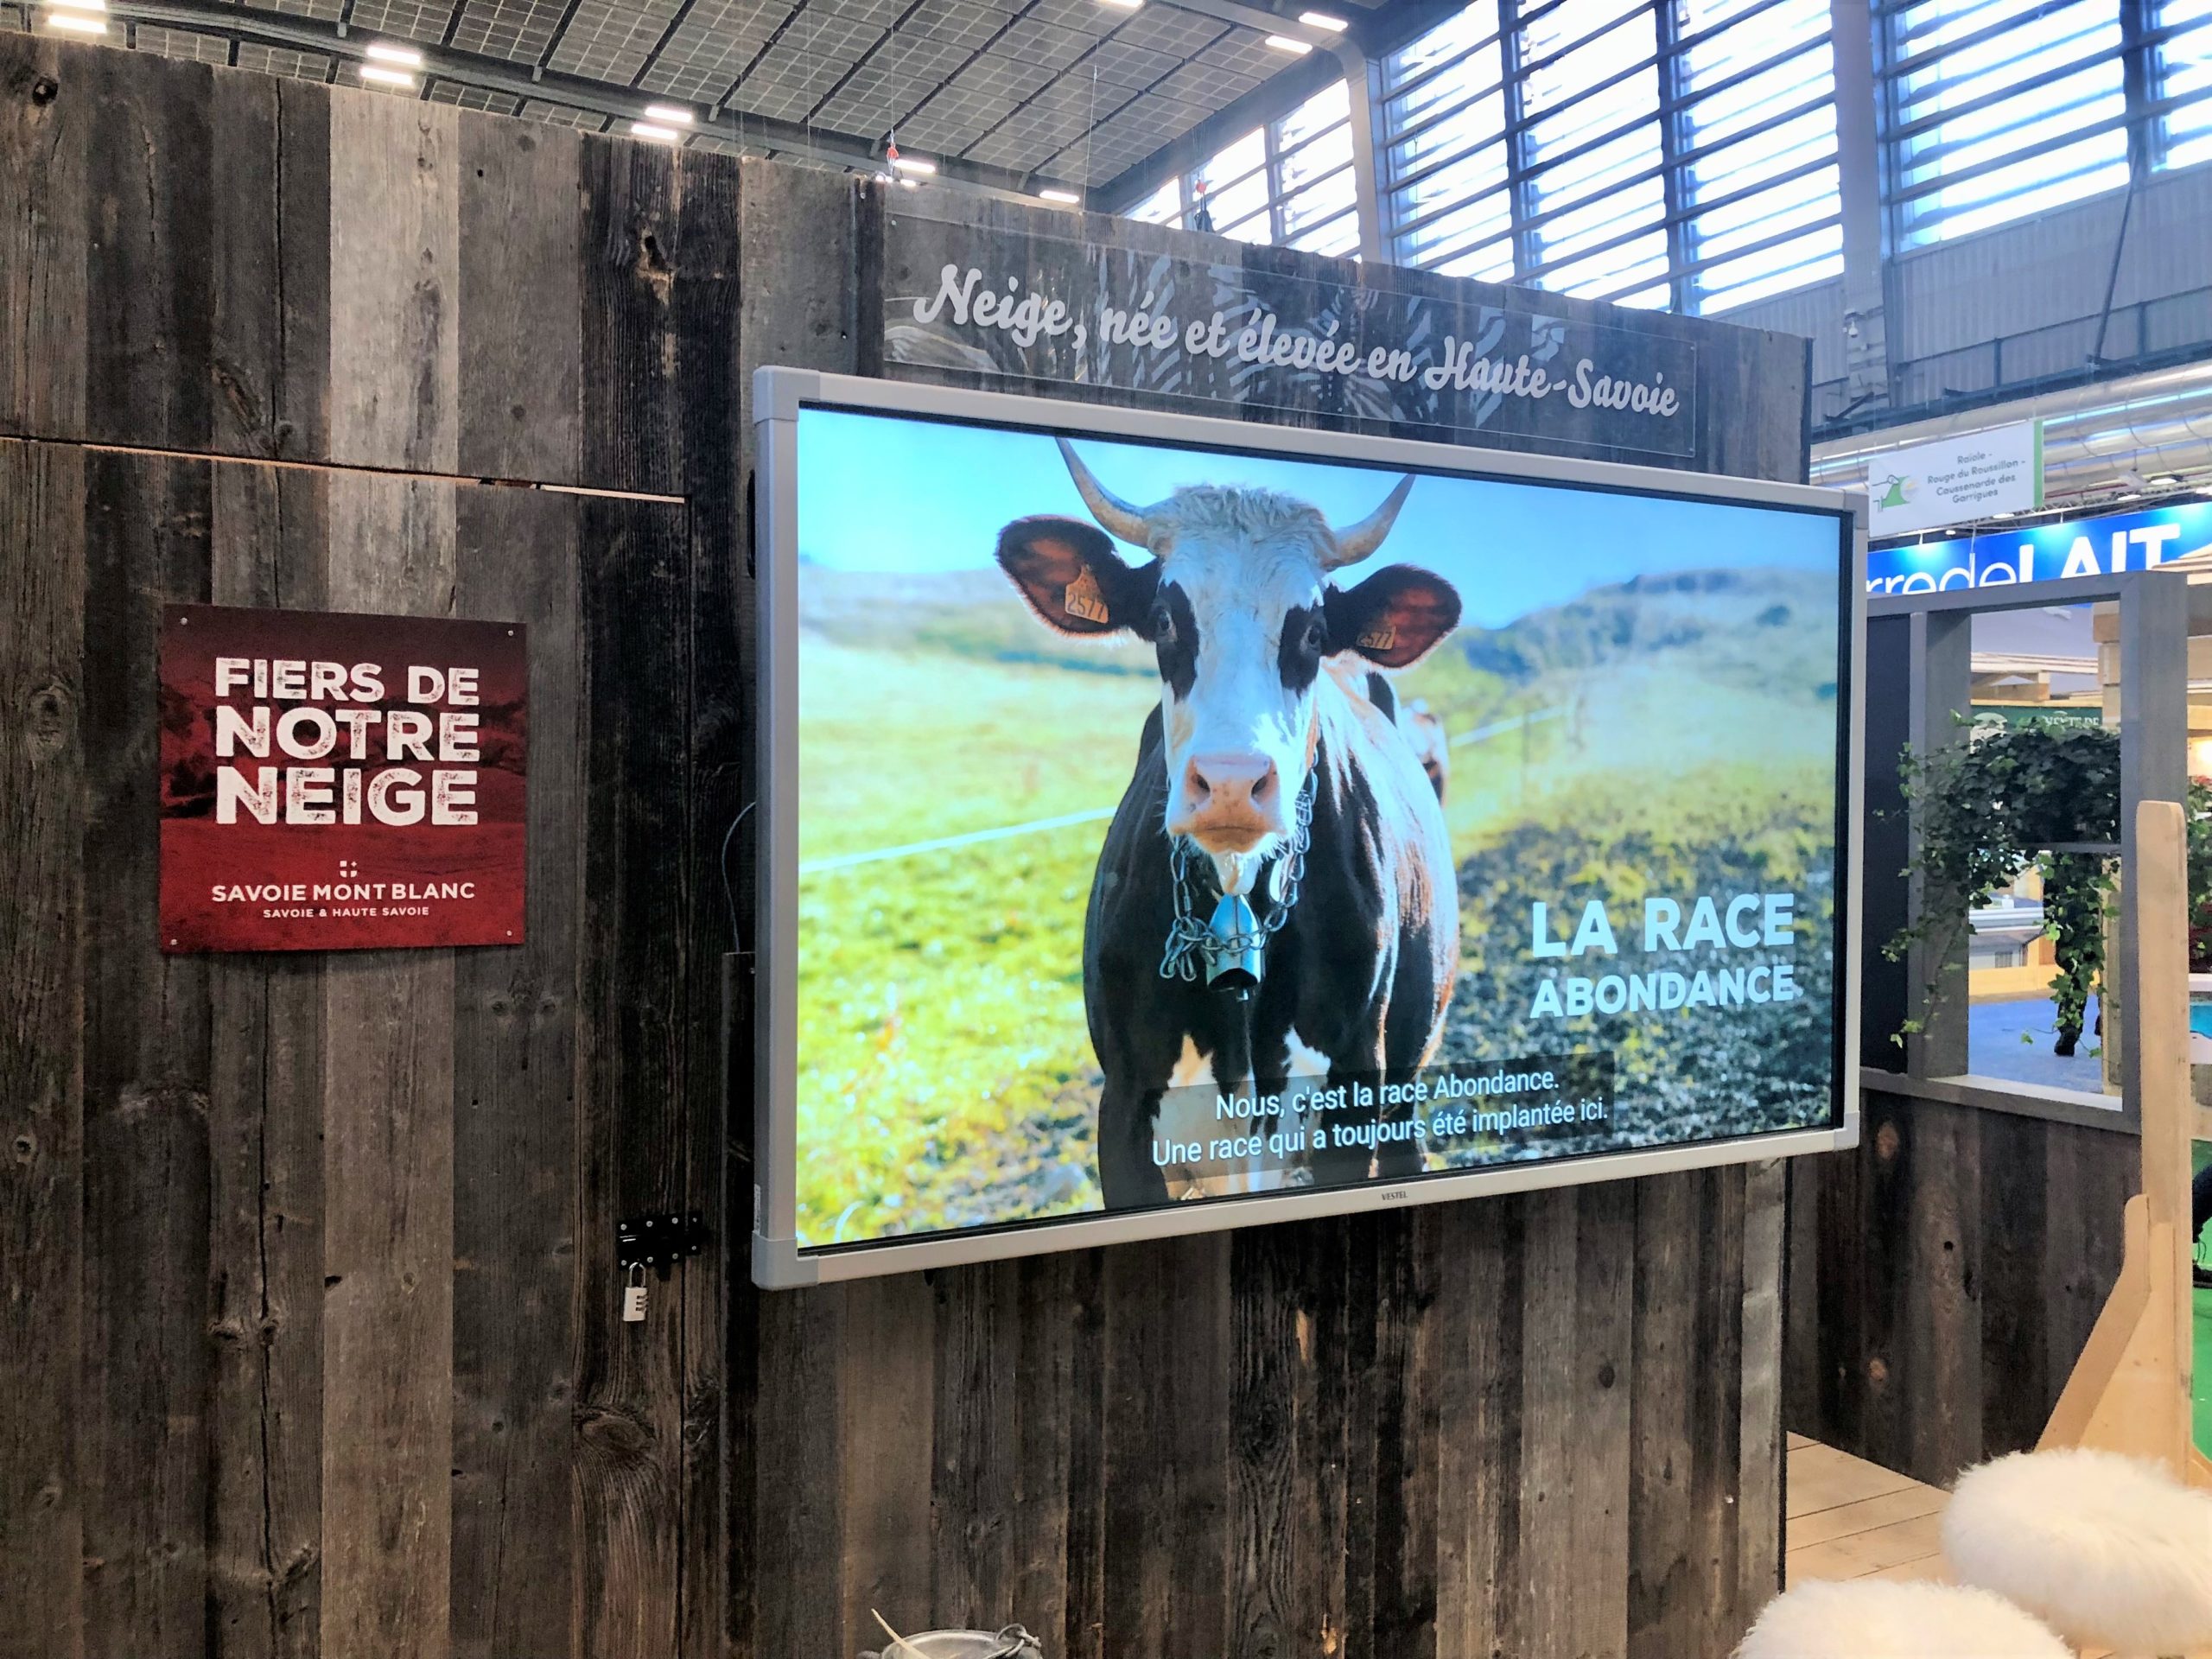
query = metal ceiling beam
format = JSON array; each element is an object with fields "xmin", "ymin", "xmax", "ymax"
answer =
[{"xmin": 96, "ymin": 0, "xmax": 1084, "ymax": 200}]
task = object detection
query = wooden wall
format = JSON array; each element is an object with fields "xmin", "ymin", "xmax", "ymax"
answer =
[
  {"xmin": 1783, "ymin": 1090, "xmax": 2139, "ymax": 1488},
  {"xmin": 2, "ymin": 35, "xmax": 736, "ymax": 1659},
  {"xmin": 4, "ymin": 34, "xmax": 1821, "ymax": 1659}
]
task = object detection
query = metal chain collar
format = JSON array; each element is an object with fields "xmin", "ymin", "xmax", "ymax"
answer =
[{"xmin": 1159, "ymin": 771, "xmax": 1317, "ymax": 984}]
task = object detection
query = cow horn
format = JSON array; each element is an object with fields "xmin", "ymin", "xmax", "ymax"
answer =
[
  {"xmin": 1326, "ymin": 474, "xmax": 1415, "ymax": 569},
  {"xmin": 1057, "ymin": 438, "xmax": 1154, "ymax": 548}
]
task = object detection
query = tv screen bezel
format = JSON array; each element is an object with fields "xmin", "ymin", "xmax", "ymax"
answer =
[{"xmin": 752, "ymin": 365, "xmax": 1866, "ymax": 1289}]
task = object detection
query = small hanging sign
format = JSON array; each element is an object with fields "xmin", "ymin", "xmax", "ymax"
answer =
[{"xmin": 157, "ymin": 603, "xmax": 529, "ymax": 952}]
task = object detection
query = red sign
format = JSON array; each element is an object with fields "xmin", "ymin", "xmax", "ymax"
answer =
[{"xmin": 159, "ymin": 604, "xmax": 528, "ymax": 952}]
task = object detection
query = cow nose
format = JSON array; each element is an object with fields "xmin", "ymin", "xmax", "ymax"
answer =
[{"xmin": 1184, "ymin": 750, "xmax": 1277, "ymax": 816}]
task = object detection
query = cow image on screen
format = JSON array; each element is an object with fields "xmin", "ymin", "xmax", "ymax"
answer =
[{"xmin": 994, "ymin": 440, "xmax": 1465, "ymax": 1208}]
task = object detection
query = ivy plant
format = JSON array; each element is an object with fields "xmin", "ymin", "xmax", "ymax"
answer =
[{"xmin": 1891, "ymin": 719, "xmax": 2212, "ymax": 1059}]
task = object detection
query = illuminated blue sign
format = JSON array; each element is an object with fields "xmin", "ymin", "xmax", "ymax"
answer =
[{"xmin": 1866, "ymin": 500, "xmax": 2212, "ymax": 594}]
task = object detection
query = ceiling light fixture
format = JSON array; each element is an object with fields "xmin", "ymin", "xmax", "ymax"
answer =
[
  {"xmin": 359, "ymin": 63, "xmax": 416, "ymax": 86},
  {"xmin": 1298, "ymin": 10, "xmax": 1347, "ymax": 28},
  {"xmin": 364, "ymin": 41, "xmax": 423, "ymax": 65},
  {"xmin": 46, "ymin": 0, "xmax": 107, "ymax": 13},
  {"xmin": 630, "ymin": 121, "xmax": 682, "ymax": 141},
  {"xmin": 891, "ymin": 154, "xmax": 937, "ymax": 174},
  {"xmin": 643, "ymin": 103, "xmax": 694, "ymax": 124},
  {"xmin": 44, "ymin": 10, "xmax": 107, "ymax": 29},
  {"xmin": 1264, "ymin": 34, "xmax": 1313, "ymax": 52},
  {"xmin": 1097, "ymin": 0, "xmax": 1145, "ymax": 11},
  {"xmin": 1039, "ymin": 188, "xmax": 1082, "ymax": 205}
]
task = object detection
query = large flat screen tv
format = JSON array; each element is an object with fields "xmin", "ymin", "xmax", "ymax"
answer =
[{"xmin": 752, "ymin": 368, "xmax": 1863, "ymax": 1287}]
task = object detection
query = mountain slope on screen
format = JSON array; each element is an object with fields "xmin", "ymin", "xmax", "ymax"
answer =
[{"xmin": 1447, "ymin": 567, "xmax": 1840, "ymax": 695}]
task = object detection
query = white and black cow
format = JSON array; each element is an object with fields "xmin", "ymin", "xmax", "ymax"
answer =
[{"xmin": 995, "ymin": 441, "xmax": 1464, "ymax": 1207}]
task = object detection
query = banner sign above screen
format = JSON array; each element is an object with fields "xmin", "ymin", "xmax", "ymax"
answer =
[
  {"xmin": 881, "ymin": 213, "xmax": 1700, "ymax": 458},
  {"xmin": 750, "ymin": 368, "xmax": 1861, "ymax": 1286},
  {"xmin": 159, "ymin": 603, "xmax": 529, "ymax": 952},
  {"xmin": 1866, "ymin": 499, "xmax": 2212, "ymax": 593},
  {"xmin": 1862, "ymin": 420, "xmax": 2043, "ymax": 537}
]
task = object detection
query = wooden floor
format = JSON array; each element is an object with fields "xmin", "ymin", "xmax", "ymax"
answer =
[{"xmin": 1783, "ymin": 1433, "xmax": 1951, "ymax": 1587}]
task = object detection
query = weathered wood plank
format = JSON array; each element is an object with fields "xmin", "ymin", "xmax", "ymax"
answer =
[
  {"xmin": 1897, "ymin": 1102, "xmax": 1980, "ymax": 1484},
  {"xmin": 671, "ymin": 138, "xmax": 741, "ymax": 1659},
  {"xmin": 1100, "ymin": 1234, "xmax": 1231, "ymax": 1659},
  {"xmin": 573, "ymin": 493, "xmax": 692, "ymax": 1659},
  {"xmin": 0, "ymin": 41, "xmax": 90, "ymax": 443},
  {"xmin": 449, "ymin": 486, "xmax": 582, "ymax": 1659},
  {"xmin": 1737, "ymin": 1158, "xmax": 1788, "ymax": 1612},
  {"xmin": 1572, "ymin": 1179, "xmax": 1637, "ymax": 1659},
  {"xmin": 83, "ymin": 49, "xmax": 216, "ymax": 450},
  {"xmin": 1435, "ymin": 1194, "xmax": 1524, "ymax": 1657},
  {"xmin": 1516, "ymin": 1187, "xmax": 1581, "ymax": 1658},
  {"xmin": 1689, "ymin": 1166, "xmax": 1749, "ymax": 1657},
  {"xmin": 319, "ymin": 474, "xmax": 458, "ymax": 1659},
  {"xmin": 206, "ymin": 461, "xmax": 329, "ymax": 1659},
  {"xmin": 327, "ymin": 97, "xmax": 461, "ymax": 474},
  {"xmin": 79, "ymin": 449, "xmax": 215, "ymax": 1659},
  {"xmin": 459, "ymin": 121, "xmax": 583, "ymax": 483},
  {"xmin": 834, "ymin": 1274, "xmax": 933, "ymax": 1643},
  {"xmin": 931, "ymin": 1262, "xmax": 1020, "ymax": 1631},
  {"xmin": 752, "ymin": 1286, "xmax": 845, "ymax": 1659},
  {"xmin": 0, "ymin": 438, "xmax": 87, "ymax": 1659},
  {"xmin": 1626, "ymin": 1173, "xmax": 1696, "ymax": 1659}
]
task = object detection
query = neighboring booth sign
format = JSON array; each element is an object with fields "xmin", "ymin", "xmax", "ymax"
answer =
[
  {"xmin": 158, "ymin": 604, "xmax": 528, "ymax": 952},
  {"xmin": 1866, "ymin": 499, "xmax": 2212, "ymax": 594},
  {"xmin": 1862, "ymin": 420, "xmax": 2044, "ymax": 537},
  {"xmin": 881, "ymin": 213, "xmax": 1700, "ymax": 459}
]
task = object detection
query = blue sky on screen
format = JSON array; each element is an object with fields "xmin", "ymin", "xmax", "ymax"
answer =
[{"xmin": 796, "ymin": 407, "xmax": 1840, "ymax": 627}]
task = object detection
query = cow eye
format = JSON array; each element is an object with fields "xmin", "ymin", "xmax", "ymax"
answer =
[
  {"xmin": 1148, "ymin": 600, "xmax": 1176, "ymax": 645},
  {"xmin": 1301, "ymin": 616, "xmax": 1328, "ymax": 655}
]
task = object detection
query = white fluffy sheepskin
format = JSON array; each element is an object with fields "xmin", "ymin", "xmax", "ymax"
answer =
[
  {"xmin": 1942, "ymin": 1448, "xmax": 2212, "ymax": 1655},
  {"xmin": 1734, "ymin": 1579, "xmax": 2071, "ymax": 1657}
]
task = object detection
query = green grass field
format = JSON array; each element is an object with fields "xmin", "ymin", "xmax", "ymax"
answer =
[{"xmin": 794, "ymin": 568, "xmax": 1843, "ymax": 1245}]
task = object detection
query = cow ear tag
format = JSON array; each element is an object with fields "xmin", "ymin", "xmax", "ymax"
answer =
[
  {"xmin": 1062, "ymin": 567, "xmax": 1110, "ymax": 626},
  {"xmin": 1357, "ymin": 620, "xmax": 1397, "ymax": 652}
]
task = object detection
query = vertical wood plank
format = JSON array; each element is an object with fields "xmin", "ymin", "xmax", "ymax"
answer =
[
  {"xmin": 458, "ymin": 121, "xmax": 583, "ymax": 483},
  {"xmin": 835, "ymin": 1274, "xmax": 933, "ymax": 1643},
  {"xmin": 671, "ymin": 141, "xmax": 741, "ymax": 1659},
  {"xmin": 1898, "ymin": 1102, "xmax": 1980, "ymax": 1484},
  {"xmin": 1435, "ymin": 1195, "xmax": 1523, "ymax": 1658},
  {"xmin": 1689, "ymin": 1166, "xmax": 1747, "ymax": 1659},
  {"xmin": 449, "ymin": 487, "xmax": 583, "ymax": 1659},
  {"xmin": 753, "ymin": 1286, "xmax": 845, "ymax": 1659},
  {"xmin": 0, "ymin": 41, "xmax": 90, "ymax": 442},
  {"xmin": 1373, "ymin": 1209, "xmax": 1441, "ymax": 1659},
  {"xmin": 1735, "ymin": 1159, "xmax": 1787, "ymax": 1614},
  {"xmin": 1101, "ymin": 1234, "xmax": 1230, "ymax": 1659},
  {"xmin": 327, "ymin": 97, "xmax": 461, "ymax": 474},
  {"xmin": 1571, "ymin": 1179, "xmax": 1636, "ymax": 1659},
  {"xmin": 319, "ymin": 474, "xmax": 458, "ymax": 1659},
  {"xmin": 81, "ymin": 49, "xmax": 215, "ymax": 450},
  {"xmin": 1516, "ymin": 1189, "xmax": 1580, "ymax": 1659},
  {"xmin": 206, "ymin": 461, "xmax": 329, "ymax": 1659},
  {"xmin": 732, "ymin": 155, "xmax": 862, "ymax": 1659},
  {"xmin": 931, "ymin": 1263, "xmax": 1020, "ymax": 1631},
  {"xmin": 79, "ymin": 448, "xmax": 214, "ymax": 1659},
  {"xmin": 0, "ymin": 438, "xmax": 87, "ymax": 1659},
  {"xmin": 573, "ymin": 493, "xmax": 691, "ymax": 1659},
  {"xmin": 1975, "ymin": 1110, "xmax": 2050, "ymax": 1459},
  {"xmin": 1627, "ymin": 1173, "xmax": 1695, "ymax": 1659}
]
